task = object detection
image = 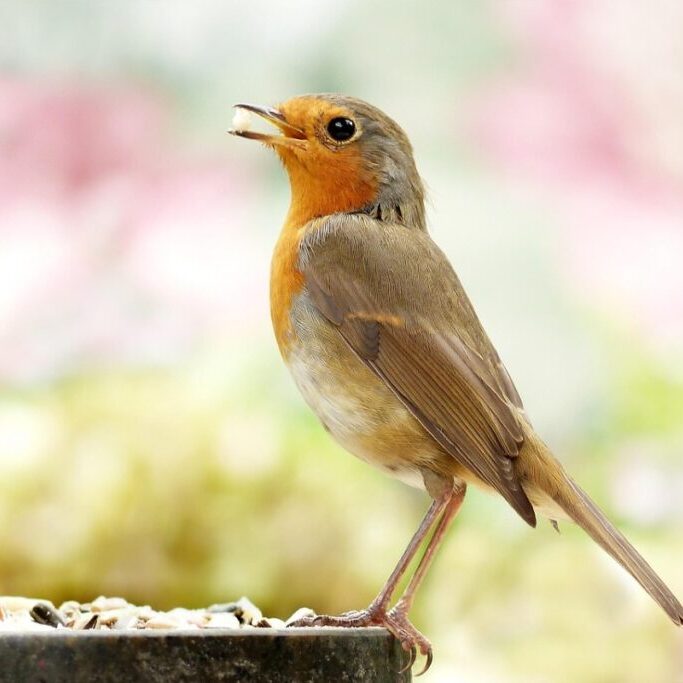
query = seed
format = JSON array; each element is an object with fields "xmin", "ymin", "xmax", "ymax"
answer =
[
  {"xmin": 205, "ymin": 613, "xmax": 240, "ymax": 629},
  {"xmin": 30, "ymin": 603, "xmax": 65, "ymax": 628},
  {"xmin": 75, "ymin": 614, "xmax": 99, "ymax": 630},
  {"xmin": 231, "ymin": 108, "xmax": 252, "ymax": 132},
  {"xmin": 145, "ymin": 615, "xmax": 183, "ymax": 630},
  {"xmin": 91, "ymin": 596, "xmax": 129, "ymax": 613}
]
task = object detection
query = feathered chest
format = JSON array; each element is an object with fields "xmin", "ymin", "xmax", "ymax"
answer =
[
  {"xmin": 269, "ymin": 225, "xmax": 305, "ymax": 357},
  {"xmin": 278, "ymin": 288, "xmax": 437, "ymax": 488}
]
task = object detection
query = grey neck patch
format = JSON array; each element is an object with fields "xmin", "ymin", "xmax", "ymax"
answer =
[
  {"xmin": 356, "ymin": 114, "xmax": 427, "ymax": 231},
  {"xmin": 358, "ymin": 196, "xmax": 426, "ymax": 232}
]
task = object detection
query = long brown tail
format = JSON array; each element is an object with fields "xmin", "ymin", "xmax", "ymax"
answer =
[{"xmin": 551, "ymin": 469, "xmax": 683, "ymax": 625}]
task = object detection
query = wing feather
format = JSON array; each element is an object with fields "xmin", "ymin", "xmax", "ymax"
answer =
[{"xmin": 300, "ymin": 216, "xmax": 535, "ymax": 526}]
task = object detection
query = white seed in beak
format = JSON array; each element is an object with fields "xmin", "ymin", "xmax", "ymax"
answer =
[{"xmin": 231, "ymin": 107, "xmax": 253, "ymax": 132}]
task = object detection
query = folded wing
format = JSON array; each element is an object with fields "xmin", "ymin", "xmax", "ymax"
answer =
[{"xmin": 301, "ymin": 215, "xmax": 536, "ymax": 526}]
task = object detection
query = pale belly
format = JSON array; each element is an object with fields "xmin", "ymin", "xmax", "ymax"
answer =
[{"xmin": 284, "ymin": 294, "xmax": 446, "ymax": 490}]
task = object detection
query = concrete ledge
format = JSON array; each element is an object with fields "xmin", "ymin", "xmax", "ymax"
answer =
[{"xmin": 0, "ymin": 627, "xmax": 410, "ymax": 682}]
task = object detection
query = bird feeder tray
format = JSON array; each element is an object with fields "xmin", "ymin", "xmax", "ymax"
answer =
[{"xmin": 0, "ymin": 627, "xmax": 409, "ymax": 682}]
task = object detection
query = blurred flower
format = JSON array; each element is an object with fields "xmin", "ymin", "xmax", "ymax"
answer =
[
  {"xmin": 469, "ymin": 1, "xmax": 683, "ymax": 351},
  {"xmin": 0, "ymin": 78, "xmax": 261, "ymax": 384}
]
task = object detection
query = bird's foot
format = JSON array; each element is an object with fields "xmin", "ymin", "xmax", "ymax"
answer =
[
  {"xmin": 288, "ymin": 606, "xmax": 381, "ymax": 629},
  {"xmin": 289, "ymin": 604, "xmax": 432, "ymax": 676},
  {"xmin": 385, "ymin": 605, "xmax": 433, "ymax": 676}
]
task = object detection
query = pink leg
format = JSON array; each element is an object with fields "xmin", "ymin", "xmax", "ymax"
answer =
[
  {"xmin": 394, "ymin": 482, "xmax": 466, "ymax": 614},
  {"xmin": 290, "ymin": 476, "xmax": 466, "ymax": 676},
  {"xmin": 293, "ymin": 487, "xmax": 453, "ymax": 628},
  {"xmin": 366, "ymin": 489, "xmax": 454, "ymax": 614},
  {"xmin": 387, "ymin": 482, "xmax": 467, "ymax": 675}
]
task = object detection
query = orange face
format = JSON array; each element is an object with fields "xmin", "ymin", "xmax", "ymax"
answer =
[
  {"xmin": 231, "ymin": 94, "xmax": 425, "ymax": 356},
  {"xmin": 231, "ymin": 96, "xmax": 378, "ymax": 227}
]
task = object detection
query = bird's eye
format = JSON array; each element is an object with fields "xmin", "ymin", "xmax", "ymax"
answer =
[{"xmin": 327, "ymin": 117, "xmax": 356, "ymax": 142}]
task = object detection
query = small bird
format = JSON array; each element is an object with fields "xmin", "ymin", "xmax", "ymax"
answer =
[{"xmin": 230, "ymin": 95, "xmax": 682, "ymax": 673}]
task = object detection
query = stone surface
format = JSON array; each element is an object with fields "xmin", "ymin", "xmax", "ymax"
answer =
[{"xmin": 0, "ymin": 627, "xmax": 410, "ymax": 682}]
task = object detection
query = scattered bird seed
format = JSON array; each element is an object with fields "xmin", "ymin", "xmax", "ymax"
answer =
[
  {"xmin": 113, "ymin": 612, "xmax": 139, "ymax": 631},
  {"xmin": 1, "ymin": 597, "xmax": 54, "ymax": 613},
  {"xmin": 234, "ymin": 596, "xmax": 262, "ymax": 625},
  {"xmin": 91, "ymin": 596, "xmax": 129, "ymax": 613},
  {"xmin": 145, "ymin": 614, "xmax": 183, "ymax": 630},
  {"xmin": 0, "ymin": 596, "xmax": 311, "ymax": 633},
  {"xmin": 30, "ymin": 603, "xmax": 65, "ymax": 628},
  {"xmin": 257, "ymin": 617, "xmax": 286, "ymax": 629},
  {"xmin": 208, "ymin": 596, "xmax": 262, "ymax": 625},
  {"xmin": 136, "ymin": 605, "xmax": 157, "ymax": 622},
  {"xmin": 207, "ymin": 601, "xmax": 239, "ymax": 614},
  {"xmin": 79, "ymin": 614, "xmax": 99, "ymax": 630},
  {"xmin": 205, "ymin": 612, "xmax": 240, "ymax": 629}
]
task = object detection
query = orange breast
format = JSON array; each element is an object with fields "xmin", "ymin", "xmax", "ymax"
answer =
[
  {"xmin": 270, "ymin": 220, "xmax": 305, "ymax": 357},
  {"xmin": 269, "ymin": 146, "xmax": 378, "ymax": 358}
]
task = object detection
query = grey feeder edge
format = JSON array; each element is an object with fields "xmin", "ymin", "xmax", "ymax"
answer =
[{"xmin": 0, "ymin": 627, "xmax": 411, "ymax": 683}]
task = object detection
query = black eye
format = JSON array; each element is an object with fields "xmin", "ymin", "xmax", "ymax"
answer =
[{"xmin": 327, "ymin": 117, "xmax": 356, "ymax": 142}]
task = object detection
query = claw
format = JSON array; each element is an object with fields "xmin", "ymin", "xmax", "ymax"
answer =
[
  {"xmin": 293, "ymin": 605, "xmax": 433, "ymax": 674},
  {"xmin": 398, "ymin": 644, "xmax": 416, "ymax": 674},
  {"xmin": 415, "ymin": 649, "xmax": 433, "ymax": 677}
]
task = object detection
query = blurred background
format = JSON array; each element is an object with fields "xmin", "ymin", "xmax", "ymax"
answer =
[{"xmin": 1, "ymin": 0, "xmax": 682, "ymax": 680}]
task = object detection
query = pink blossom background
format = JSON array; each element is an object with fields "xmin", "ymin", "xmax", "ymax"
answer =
[
  {"xmin": 0, "ymin": 2, "xmax": 682, "ymax": 682},
  {"xmin": 471, "ymin": 1, "xmax": 683, "ymax": 354},
  {"xmin": 0, "ymin": 79, "xmax": 266, "ymax": 383}
]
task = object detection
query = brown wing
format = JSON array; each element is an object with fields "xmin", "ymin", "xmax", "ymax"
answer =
[{"xmin": 301, "ymin": 215, "xmax": 536, "ymax": 526}]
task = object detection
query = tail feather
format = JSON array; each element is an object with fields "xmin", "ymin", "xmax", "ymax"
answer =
[{"xmin": 553, "ymin": 475, "xmax": 683, "ymax": 625}]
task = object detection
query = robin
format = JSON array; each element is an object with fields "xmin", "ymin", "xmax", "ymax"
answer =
[{"xmin": 230, "ymin": 95, "xmax": 682, "ymax": 674}]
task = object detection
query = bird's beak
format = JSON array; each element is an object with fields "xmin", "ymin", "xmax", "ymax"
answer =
[{"xmin": 229, "ymin": 103, "xmax": 306, "ymax": 148}]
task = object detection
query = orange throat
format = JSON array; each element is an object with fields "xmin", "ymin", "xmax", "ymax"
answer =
[
  {"xmin": 269, "ymin": 154, "xmax": 377, "ymax": 357},
  {"xmin": 279, "ymin": 142, "xmax": 378, "ymax": 227}
]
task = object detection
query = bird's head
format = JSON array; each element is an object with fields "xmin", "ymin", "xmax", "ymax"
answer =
[{"xmin": 230, "ymin": 94, "xmax": 426, "ymax": 230}]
